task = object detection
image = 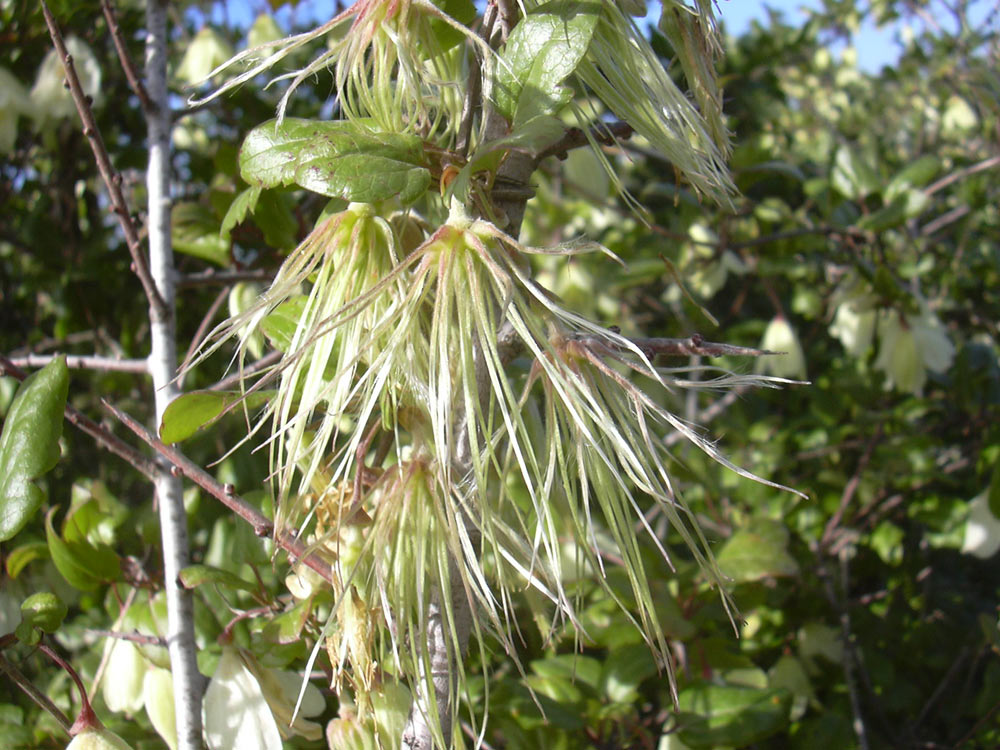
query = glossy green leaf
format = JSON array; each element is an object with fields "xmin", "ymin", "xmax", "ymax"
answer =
[
  {"xmin": 259, "ymin": 296, "xmax": 309, "ymax": 353},
  {"xmin": 600, "ymin": 643, "xmax": 659, "ymax": 702},
  {"xmin": 427, "ymin": 0, "xmax": 477, "ymax": 51},
  {"xmin": 240, "ymin": 118, "xmax": 431, "ymax": 205},
  {"xmin": 0, "ymin": 356, "xmax": 68, "ymax": 542},
  {"xmin": 676, "ymin": 684, "xmax": 792, "ymax": 747},
  {"xmin": 495, "ymin": 1, "xmax": 601, "ymax": 126},
  {"xmin": 4, "ymin": 540, "xmax": 49, "ymax": 578},
  {"xmin": 159, "ymin": 389, "xmax": 274, "ymax": 445},
  {"xmin": 219, "ymin": 185, "xmax": 262, "ymax": 239},
  {"xmin": 831, "ymin": 145, "xmax": 880, "ymax": 200},
  {"xmin": 45, "ymin": 508, "xmax": 120, "ymax": 592},
  {"xmin": 14, "ymin": 592, "xmax": 67, "ymax": 644},
  {"xmin": 262, "ymin": 598, "xmax": 314, "ymax": 644},
  {"xmin": 172, "ymin": 202, "xmax": 231, "ymax": 266},
  {"xmin": 530, "ymin": 654, "xmax": 601, "ymax": 690},
  {"xmin": 179, "ymin": 564, "xmax": 257, "ymax": 593},
  {"xmin": 717, "ymin": 520, "xmax": 799, "ymax": 582}
]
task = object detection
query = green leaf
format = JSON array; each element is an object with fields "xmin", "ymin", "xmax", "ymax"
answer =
[
  {"xmin": 5, "ymin": 540, "xmax": 49, "ymax": 578},
  {"xmin": 253, "ymin": 191, "xmax": 299, "ymax": 249},
  {"xmin": 259, "ymin": 297, "xmax": 308, "ymax": 353},
  {"xmin": 427, "ymin": 0, "xmax": 477, "ymax": 51},
  {"xmin": 676, "ymin": 684, "xmax": 792, "ymax": 747},
  {"xmin": 15, "ymin": 592, "xmax": 67, "ymax": 644},
  {"xmin": 495, "ymin": 1, "xmax": 601, "ymax": 126},
  {"xmin": 219, "ymin": 186, "xmax": 262, "ymax": 240},
  {"xmin": 159, "ymin": 389, "xmax": 274, "ymax": 445},
  {"xmin": 717, "ymin": 520, "xmax": 799, "ymax": 583},
  {"xmin": 0, "ymin": 357, "xmax": 69, "ymax": 542},
  {"xmin": 172, "ymin": 202, "xmax": 231, "ymax": 266},
  {"xmin": 44, "ymin": 508, "xmax": 120, "ymax": 592},
  {"xmin": 263, "ymin": 598, "xmax": 314, "ymax": 644},
  {"xmin": 831, "ymin": 145, "xmax": 880, "ymax": 201},
  {"xmin": 600, "ymin": 643, "xmax": 659, "ymax": 702},
  {"xmin": 885, "ymin": 154, "xmax": 940, "ymax": 202},
  {"xmin": 240, "ymin": 118, "xmax": 431, "ymax": 205},
  {"xmin": 178, "ymin": 564, "xmax": 257, "ymax": 593}
]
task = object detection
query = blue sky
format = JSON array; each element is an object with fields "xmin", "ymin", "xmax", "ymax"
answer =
[{"xmin": 205, "ymin": 0, "xmax": 984, "ymax": 73}]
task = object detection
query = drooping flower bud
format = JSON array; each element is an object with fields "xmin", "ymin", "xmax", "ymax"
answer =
[
  {"xmin": 757, "ymin": 316, "xmax": 807, "ymax": 379},
  {"xmin": 202, "ymin": 646, "xmax": 282, "ymax": 750},
  {"xmin": 874, "ymin": 308, "xmax": 954, "ymax": 395},
  {"xmin": 102, "ymin": 640, "xmax": 146, "ymax": 715},
  {"xmin": 962, "ymin": 491, "xmax": 1000, "ymax": 559}
]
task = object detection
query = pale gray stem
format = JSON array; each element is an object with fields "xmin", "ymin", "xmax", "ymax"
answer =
[{"xmin": 145, "ymin": 2, "xmax": 203, "ymax": 748}]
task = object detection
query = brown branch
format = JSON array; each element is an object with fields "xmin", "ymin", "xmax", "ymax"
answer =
[
  {"xmin": 573, "ymin": 332, "xmax": 782, "ymax": 360},
  {"xmin": 5, "ymin": 353, "xmax": 149, "ymax": 374},
  {"xmin": 100, "ymin": 0, "xmax": 154, "ymax": 114},
  {"xmin": 84, "ymin": 629, "xmax": 166, "ymax": 646},
  {"xmin": 40, "ymin": 0, "xmax": 167, "ymax": 319},
  {"xmin": 924, "ymin": 154, "xmax": 1000, "ymax": 196},
  {"xmin": 536, "ymin": 121, "xmax": 634, "ymax": 162},
  {"xmin": 179, "ymin": 286, "xmax": 230, "ymax": 388},
  {"xmin": 176, "ymin": 269, "xmax": 275, "ymax": 288},
  {"xmin": 101, "ymin": 400, "xmax": 334, "ymax": 584},
  {"xmin": 207, "ymin": 350, "xmax": 283, "ymax": 392},
  {"xmin": 0, "ymin": 356, "xmax": 158, "ymax": 480},
  {"xmin": 0, "ymin": 654, "xmax": 73, "ymax": 735},
  {"xmin": 820, "ymin": 425, "xmax": 883, "ymax": 551}
]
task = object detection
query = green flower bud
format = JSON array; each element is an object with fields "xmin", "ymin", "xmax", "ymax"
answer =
[{"xmin": 65, "ymin": 728, "xmax": 134, "ymax": 750}]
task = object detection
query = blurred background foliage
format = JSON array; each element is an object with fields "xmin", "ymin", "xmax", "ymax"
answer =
[{"xmin": 1, "ymin": 0, "xmax": 998, "ymax": 747}]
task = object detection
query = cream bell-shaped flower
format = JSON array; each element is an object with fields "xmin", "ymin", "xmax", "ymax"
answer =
[
  {"xmin": 203, "ymin": 645, "xmax": 325, "ymax": 749},
  {"xmin": 756, "ymin": 316, "xmax": 807, "ymax": 380},
  {"xmin": 30, "ymin": 37, "xmax": 101, "ymax": 129},
  {"xmin": 65, "ymin": 728, "xmax": 134, "ymax": 750},
  {"xmin": 143, "ymin": 668, "xmax": 178, "ymax": 750},
  {"xmin": 175, "ymin": 27, "xmax": 235, "ymax": 87},
  {"xmin": 203, "ymin": 646, "xmax": 283, "ymax": 750},
  {"xmin": 874, "ymin": 308, "xmax": 955, "ymax": 395},
  {"xmin": 0, "ymin": 67, "xmax": 32, "ymax": 153},
  {"xmin": 101, "ymin": 640, "xmax": 146, "ymax": 715},
  {"xmin": 962, "ymin": 491, "xmax": 1000, "ymax": 559},
  {"xmin": 830, "ymin": 297, "xmax": 877, "ymax": 358}
]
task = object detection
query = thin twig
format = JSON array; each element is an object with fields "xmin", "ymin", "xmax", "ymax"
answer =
[
  {"xmin": 951, "ymin": 696, "xmax": 1000, "ymax": 749},
  {"xmin": 820, "ymin": 425, "xmax": 883, "ymax": 551},
  {"xmin": 176, "ymin": 268, "xmax": 275, "ymax": 288},
  {"xmin": 207, "ymin": 350, "xmax": 283, "ymax": 391},
  {"xmin": 0, "ymin": 356, "xmax": 158, "ymax": 480},
  {"xmin": 100, "ymin": 0, "xmax": 154, "ymax": 113},
  {"xmin": 84, "ymin": 629, "xmax": 167, "ymax": 647},
  {"xmin": 0, "ymin": 654, "xmax": 73, "ymax": 735},
  {"xmin": 39, "ymin": 0, "xmax": 167, "ymax": 319},
  {"xmin": 571, "ymin": 331, "xmax": 783, "ymax": 360},
  {"xmin": 102, "ymin": 400, "xmax": 334, "ymax": 584},
  {"xmin": 818, "ymin": 554, "xmax": 872, "ymax": 750},
  {"xmin": 5, "ymin": 353, "xmax": 149, "ymax": 374},
  {"xmin": 536, "ymin": 121, "xmax": 635, "ymax": 162},
  {"xmin": 179, "ymin": 285, "xmax": 230, "ymax": 388},
  {"xmin": 924, "ymin": 154, "xmax": 1000, "ymax": 196}
]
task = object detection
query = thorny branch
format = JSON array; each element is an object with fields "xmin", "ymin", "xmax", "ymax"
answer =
[
  {"xmin": 102, "ymin": 400, "xmax": 334, "ymax": 584},
  {"xmin": 39, "ymin": 0, "xmax": 167, "ymax": 320},
  {"xmin": 100, "ymin": 0, "xmax": 154, "ymax": 113}
]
